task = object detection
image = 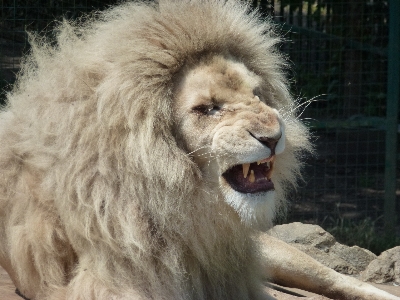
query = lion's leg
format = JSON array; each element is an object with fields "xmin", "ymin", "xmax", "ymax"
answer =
[{"xmin": 260, "ymin": 234, "xmax": 399, "ymax": 300}]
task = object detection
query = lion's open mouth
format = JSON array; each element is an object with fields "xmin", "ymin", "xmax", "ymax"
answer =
[{"xmin": 222, "ymin": 157, "xmax": 274, "ymax": 194}]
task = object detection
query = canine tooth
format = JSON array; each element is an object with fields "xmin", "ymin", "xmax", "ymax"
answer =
[
  {"xmin": 260, "ymin": 156, "xmax": 275, "ymax": 164},
  {"xmin": 242, "ymin": 163, "xmax": 250, "ymax": 178},
  {"xmin": 249, "ymin": 170, "xmax": 255, "ymax": 183},
  {"xmin": 257, "ymin": 160, "xmax": 261, "ymax": 165},
  {"xmin": 266, "ymin": 160, "xmax": 274, "ymax": 180}
]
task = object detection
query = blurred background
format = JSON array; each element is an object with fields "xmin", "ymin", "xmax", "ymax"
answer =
[{"xmin": 0, "ymin": 0, "xmax": 398, "ymax": 254}]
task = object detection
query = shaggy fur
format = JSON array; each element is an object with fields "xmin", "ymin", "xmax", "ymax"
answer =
[{"xmin": 0, "ymin": 1, "xmax": 310, "ymax": 299}]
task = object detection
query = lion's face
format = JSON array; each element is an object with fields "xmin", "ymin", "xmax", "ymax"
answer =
[{"xmin": 174, "ymin": 56, "xmax": 286, "ymax": 227}]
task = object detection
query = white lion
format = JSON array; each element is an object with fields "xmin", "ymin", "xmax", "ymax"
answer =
[{"xmin": 0, "ymin": 1, "xmax": 397, "ymax": 300}]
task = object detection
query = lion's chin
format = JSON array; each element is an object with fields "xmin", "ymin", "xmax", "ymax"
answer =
[{"xmin": 221, "ymin": 184, "xmax": 276, "ymax": 229}]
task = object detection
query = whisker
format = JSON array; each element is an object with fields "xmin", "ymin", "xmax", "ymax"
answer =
[
  {"xmin": 280, "ymin": 94, "xmax": 326, "ymax": 120},
  {"xmin": 187, "ymin": 145, "xmax": 211, "ymax": 156}
]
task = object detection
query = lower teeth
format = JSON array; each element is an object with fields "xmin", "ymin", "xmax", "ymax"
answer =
[{"xmin": 249, "ymin": 170, "xmax": 255, "ymax": 183}]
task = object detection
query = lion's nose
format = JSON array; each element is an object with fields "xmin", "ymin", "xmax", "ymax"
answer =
[{"xmin": 256, "ymin": 136, "xmax": 280, "ymax": 156}]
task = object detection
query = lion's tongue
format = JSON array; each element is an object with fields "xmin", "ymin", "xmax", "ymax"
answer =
[{"xmin": 223, "ymin": 162, "xmax": 274, "ymax": 194}]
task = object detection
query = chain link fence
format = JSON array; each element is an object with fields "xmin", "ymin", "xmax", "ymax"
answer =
[
  {"xmin": 267, "ymin": 1, "xmax": 399, "ymax": 236},
  {"xmin": 0, "ymin": 0, "xmax": 114, "ymax": 95},
  {"xmin": 1, "ymin": 0, "xmax": 399, "ymax": 242}
]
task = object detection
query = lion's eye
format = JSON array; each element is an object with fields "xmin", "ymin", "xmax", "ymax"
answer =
[{"xmin": 192, "ymin": 104, "xmax": 221, "ymax": 116}]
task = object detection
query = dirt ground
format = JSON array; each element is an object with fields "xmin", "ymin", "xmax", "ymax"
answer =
[
  {"xmin": 2, "ymin": 266, "xmax": 400, "ymax": 300},
  {"xmin": 0, "ymin": 266, "xmax": 334, "ymax": 300}
]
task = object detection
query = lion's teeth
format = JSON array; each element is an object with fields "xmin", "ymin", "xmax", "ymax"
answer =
[
  {"xmin": 257, "ymin": 160, "xmax": 261, "ymax": 165},
  {"xmin": 267, "ymin": 161, "xmax": 270, "ymax": 168},
  {"xmin": 266, "ymin": 160, "xmax": 274, "ymax": 180},
  {"xmin": 242, "ymin": 163, "xmax": 250, "ymax": 178},
  {"xmin": 260, "ymin": 156, "xmax": 275, "ymax": 164},
  {"xmin": 249, "ymin": 170, "xmax": 255, "ymax": 183}
]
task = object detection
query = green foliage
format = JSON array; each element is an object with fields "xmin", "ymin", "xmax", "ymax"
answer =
[
  {"xmin": 357, "ymin": 174, "xmax": 376, "ymax": 188},
  {"xmin": 325, "ymin": 216, "xmax": 400, "ymax": 255}
]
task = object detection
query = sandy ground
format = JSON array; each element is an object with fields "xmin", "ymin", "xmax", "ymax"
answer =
[
  {"xmin": 1, "ymin": 266, "xmax": 399, "ymax": 300},
  {"xmin": 0, "ymin": 266, "xmax": 327, "ymax": 300}
]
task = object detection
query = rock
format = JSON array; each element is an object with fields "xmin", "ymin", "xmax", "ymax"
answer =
[
  {"xmin": 269, "ymin": 222, "xmax": 376, "ymax": 275},
  {"xmin": 331, "ymin": 243, "xmax": 377, "ymax": 273},
  {"xmin": 268, "ymin": 222, "xmax": 336, "ymax": 248},
  {"xmin": 361, "ymin": 246, "xmax": 400, "ymax": 284}
]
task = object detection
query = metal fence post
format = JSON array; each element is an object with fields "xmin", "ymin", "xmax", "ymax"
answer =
[{"xmin": 384, "ymin": 0, "xmax": 400, "ymax": 236}]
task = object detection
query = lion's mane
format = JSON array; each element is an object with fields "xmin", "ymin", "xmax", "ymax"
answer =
[{"xmin": 0, "ymin": 1, "xmax": 310, "ymax": 299}]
